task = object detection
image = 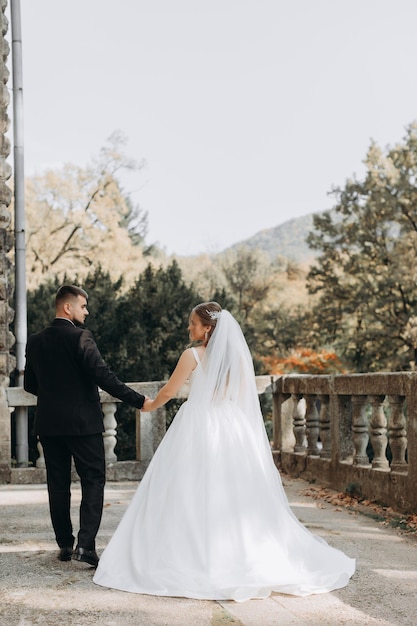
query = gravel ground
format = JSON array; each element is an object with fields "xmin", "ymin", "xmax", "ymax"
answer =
[{"xmin": 0, "ymin": 476, "xmax": 416, "ymax": 626}]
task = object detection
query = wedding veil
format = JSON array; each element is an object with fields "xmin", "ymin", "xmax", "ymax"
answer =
[{"xmin": 188, "ymin": 310, "xmax": 263, "ymax": 427}]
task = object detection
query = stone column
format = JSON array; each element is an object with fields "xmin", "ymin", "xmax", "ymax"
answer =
[{"xmin": 0, "ymin": 1, "xmax": 15, "ymax": 482}]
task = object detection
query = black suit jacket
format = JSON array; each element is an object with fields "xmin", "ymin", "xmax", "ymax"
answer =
[{"xmin": 24, "ymin": 318, "xmax": 145, "ymax": 436}]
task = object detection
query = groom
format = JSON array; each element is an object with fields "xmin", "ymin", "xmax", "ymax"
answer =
[{"xmin": 24, "ymin": 284, "xmax": 148, "ymax": 568}]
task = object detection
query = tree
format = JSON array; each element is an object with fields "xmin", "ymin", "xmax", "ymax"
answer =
[
  {"xmin": 220, "ymin": 246, "xmax": 271, "ymax": 322},
  {"xmin": 77, "ymin": 267, "xmax": 125, "ymax": 362},
  {"xmin": 112, "ymin": 261, "xmax": 202, "ymax": 382},
  {"xmin": 306, "ymin": 122, "xmax": 417, "ymax": 371},
  {"xmin": 26, "ymin": 276, "xmax": 62, "ymax": 338},
  {"xmin": 214, "ymin": 245, "xmax": 275, "ymax": 358},
  {"xmin": 19, "ymin": 132, "xmax": 152, "ymax": 289}
]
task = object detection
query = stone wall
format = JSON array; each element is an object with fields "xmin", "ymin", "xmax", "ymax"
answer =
[{"xmin": 0, "ymin": 0, "xmax": 15, "ymax": 482}]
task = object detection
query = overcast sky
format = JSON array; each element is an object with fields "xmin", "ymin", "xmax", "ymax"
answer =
[{"xmin": 7, "ymin": 0, "xmax": 417, "ymax": 255}]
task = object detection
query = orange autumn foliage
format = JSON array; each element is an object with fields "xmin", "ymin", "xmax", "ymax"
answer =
[{"xmin": 261, "ymin": 348, "xmax": 346, "ymax": 375}]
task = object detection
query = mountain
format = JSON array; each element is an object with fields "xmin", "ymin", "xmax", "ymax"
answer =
[{"xmin": 227, "ymin": 212, "xmax": 320, "ymax": 264}]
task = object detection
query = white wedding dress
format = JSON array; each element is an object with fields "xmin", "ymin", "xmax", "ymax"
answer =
[{"xmin": 93, "ymin": 312, "xmax": 355, "ymax": 602}]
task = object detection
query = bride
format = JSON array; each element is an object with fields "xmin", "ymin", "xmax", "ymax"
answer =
[{"xmin": 93, "ymin": 302, "xmax": 355, "ymax": 602}]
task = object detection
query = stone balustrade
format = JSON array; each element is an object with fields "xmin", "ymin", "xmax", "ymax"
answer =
[
  {"xmin": 272, "ymin": 372, "xmax": 417, "ymax": 514},
  {"xmin": 3, "ymin": 381, "xmax": 165, "ymax": 483},
  {"xmin": 1, "ymin": 371, "xmax": 417, "ymax": 514}
]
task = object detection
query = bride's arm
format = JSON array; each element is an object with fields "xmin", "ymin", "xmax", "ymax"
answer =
[{"xmin": 142, "ymin": 348, "xmax": 197, "ymax": 412}]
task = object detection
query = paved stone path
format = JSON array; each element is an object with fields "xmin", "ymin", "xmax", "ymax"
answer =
[{"xmin": 0, "ymin": 475, "xmax": 416, "ymax": 625}]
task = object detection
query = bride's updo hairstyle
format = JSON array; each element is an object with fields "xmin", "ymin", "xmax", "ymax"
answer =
[{"xmin": 192, "ymin": 301, "xmax": 222, "ymax": 346}]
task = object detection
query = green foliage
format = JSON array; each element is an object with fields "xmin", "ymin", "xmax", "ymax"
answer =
[
  {"xmin": 306, "ymin": 122, "xmax": 417, "ymax": 371},
  {"xmin": 26, "ymin": 276, "xmax": 62, "ymax": 337},
  {"xmin": 80, "ymin": 268, "xmax": 125, "ymax": 365},
  {"xmin": 218, "ymin": 246, "xmax": 276, "ymax": 359},
  {"xmin": 221, "ymin": 246, "xmax": 271, "ymax": 322},
  {"xmin": 112, "ymin": 261, "xmax": 202, "ymax": 383}
]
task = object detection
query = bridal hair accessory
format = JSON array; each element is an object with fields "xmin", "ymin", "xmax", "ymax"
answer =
[{"xmin": 206, "ymin": 309, "xmax": 221, "ymax": 320}]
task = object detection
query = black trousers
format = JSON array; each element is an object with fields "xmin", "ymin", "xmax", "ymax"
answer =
[{"xmin": 40, "ymin": 433, "xmax": 106, "ymax": 550}]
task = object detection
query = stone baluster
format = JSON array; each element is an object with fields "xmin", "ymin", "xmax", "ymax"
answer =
[
  {"xmin": 352, "ymin": 395, "xmax": 370, "ymax": 466},
  {"xmin": 305, "ymin": 394, "xmax": 320, "ymax": 456},
  {"xmin": 102, "ymin": 402, "xmax": 118, "ymax": 464},
  {"xmin": 318, "ymin": 394, "xmax": 331, "ymax": 459},
  {"xmin": 369, "ymin": 395, "xmax": 389, "ymax": 470},
  {"xmin": 387, "ymin": 395, "xmax": 407, "ymax": 473},
  {"xmin": 271, "ymin": 386, "xmax": 292, "ymax": 452},
  {"xmin": 292, "ymin": 394, "xmax": 306, "ymax": 453}
]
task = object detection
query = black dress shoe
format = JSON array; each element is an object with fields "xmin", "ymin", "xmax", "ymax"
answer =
[
  {"xmin": 73, "ymin": 546, "xmax": 99, "ymax": 568},
  {"xmin": 58, "ymin": 546, "xmax": 73, "ymax": 561}
]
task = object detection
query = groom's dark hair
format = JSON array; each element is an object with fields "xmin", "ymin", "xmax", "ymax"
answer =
[{"xmin": 55, "ymin": 284, "xmax": 88, "ymax": 307}]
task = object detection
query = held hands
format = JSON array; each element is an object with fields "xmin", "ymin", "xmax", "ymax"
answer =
[{"xmin": 142, "ymin": 397, "xmax": 154, "ymax": 412}]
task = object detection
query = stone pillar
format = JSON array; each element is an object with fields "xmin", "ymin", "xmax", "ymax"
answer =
[
  {"xmin": 369, "ymin": 395, "xmax": 389, "ymax": 470},
  {"xmin": 0, "ymin": 1, "xmax": 15, "ymax": 481},
  {"xmin": 102, "ymin": 401, "xmax": 118, "ymax": 464},
  {"xmin": 318, "ymin": 394, "xmax": 331, "ymax": 459},
  {"xmin": 387, "ymin": 395, "xmax": 407, "ymax": 473},
  {"xmin": 352, "ymin": 395, "xmax": 370, "ymax": 467},
  {"xmin": 136, "ymin": 383, "xmax": 166, "ymax": 463},
  {"xmin": 291, "ymin": 394, "xmax": 306, "ymax": 453}
]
